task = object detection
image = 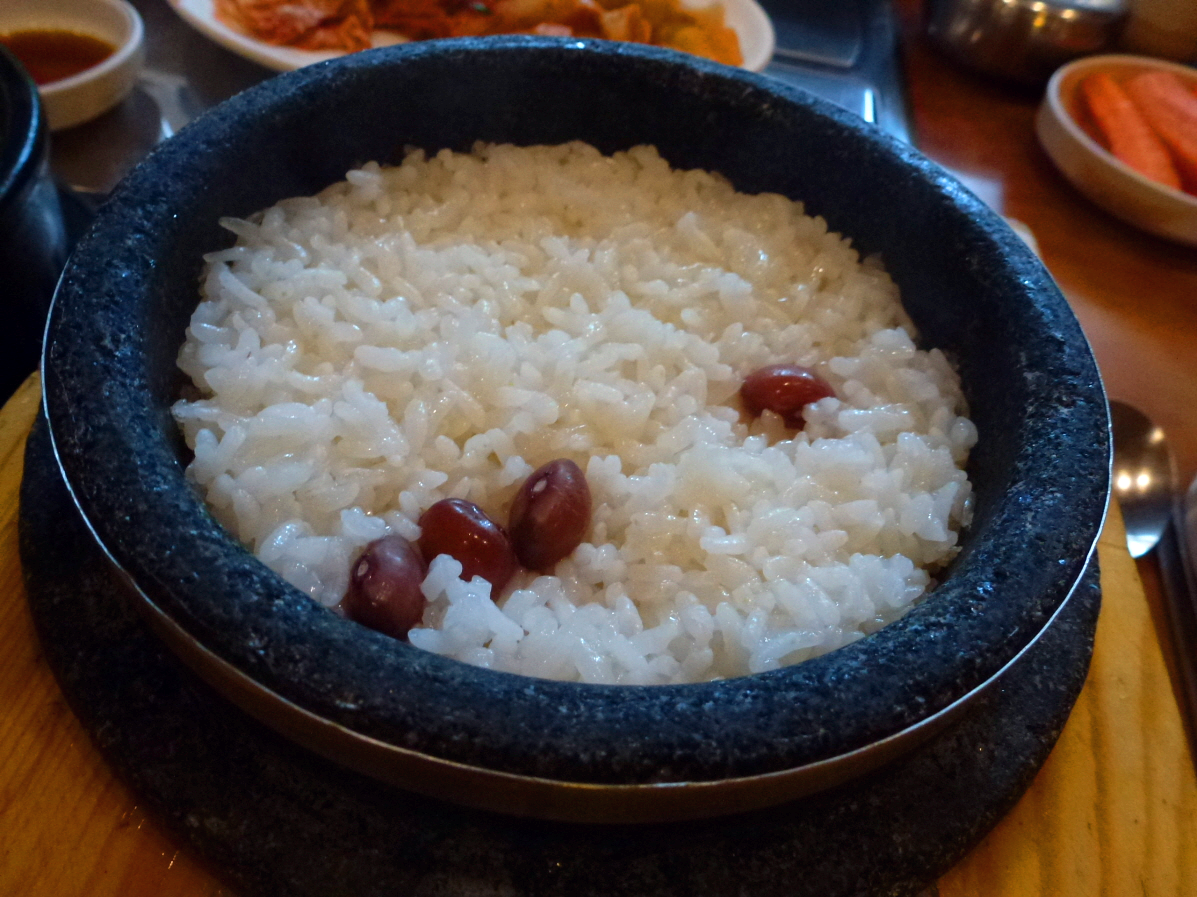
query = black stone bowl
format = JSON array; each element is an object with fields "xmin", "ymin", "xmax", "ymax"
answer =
[
  {"xmin": 41, "ymin": 37, "xmax": 1110, "ymax": 823},
  {"xmin": 0, "ymin": 46, "xmax": 68, "ymax": 403}
]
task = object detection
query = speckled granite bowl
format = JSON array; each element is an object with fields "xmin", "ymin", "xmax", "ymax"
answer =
[{"xmin": 40, "ymin": 37, "xmax": 1109, "ymax": 823}]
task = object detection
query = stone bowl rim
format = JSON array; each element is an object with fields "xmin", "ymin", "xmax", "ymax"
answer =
[{"xmin": 39, "ymin": 36, "xmax": 1111, "ymax": 809}]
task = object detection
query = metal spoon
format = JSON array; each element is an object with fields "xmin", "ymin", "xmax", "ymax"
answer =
[
  {"xmin": 1110, "ymin": 399, "xmax": 1197, "ymax": 761},
  {"xmin": 1111, "ymin": 400, "xmax": 1175, "ymax": 558}
]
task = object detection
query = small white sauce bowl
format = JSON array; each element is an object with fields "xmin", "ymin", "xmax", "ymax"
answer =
[
  {"xmin": 0, "ymin": 0, "xmax": 145, "ymax": 131},
  {"xmin": 1036, "ymin": 53, "xmax": 1197, "ymax": 247}
]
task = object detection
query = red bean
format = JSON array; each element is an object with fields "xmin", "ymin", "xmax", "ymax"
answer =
[
  {"xmin": 340, "ymin": 534, "xmax": 428, "ymax": 639},
  {"xmin": 740, "ymin": 363, "xmax": 835, "ymax": 429},
  {"xmin": 418, "ymin": 498, "xmax": 517, "ymax": 595},
  {"xmin": 509, "ymin": 459, "xmax": 591, "ymax": 572}
]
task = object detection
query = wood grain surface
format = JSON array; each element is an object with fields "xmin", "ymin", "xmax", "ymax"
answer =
[{"xmin": 0, "ymin": 377, "xmax": 226, "ymax": 895}]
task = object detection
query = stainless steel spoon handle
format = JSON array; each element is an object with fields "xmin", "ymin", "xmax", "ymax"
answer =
[
  {"xmin": 1184, "ymin": 475, "xmax": 1197, "ymax": 592},
  {"xmin": 1156, "ymin": 502, "xmax": 1197, "ymax": 766}
]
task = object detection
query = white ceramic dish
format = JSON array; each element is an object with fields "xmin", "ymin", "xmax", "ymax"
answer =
[
  {"xmin": 0, "ymin": 0, "xmax": 145, "ymax": 132},
  {"xmin": 167, "ymin": 0, "xmax": 775, "ymax": 73},
  {"xmin": 1036, "ymin": 53, "xmax": 1197, "ymax": 247}
]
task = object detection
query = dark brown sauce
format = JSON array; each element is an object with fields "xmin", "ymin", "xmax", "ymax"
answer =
[{"xmin": 0, "ymin": 29, "xmax": 116, "ymax": 86}]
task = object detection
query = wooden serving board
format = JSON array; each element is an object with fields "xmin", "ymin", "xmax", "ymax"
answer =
[{"xmin": 0, "ymin": 373, "xmax": 1194, "ymax": 895}]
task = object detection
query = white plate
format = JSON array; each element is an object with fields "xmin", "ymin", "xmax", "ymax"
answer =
[{"xmin": 166, "ymin": 0, "xmax": 774, "ymax": 73}]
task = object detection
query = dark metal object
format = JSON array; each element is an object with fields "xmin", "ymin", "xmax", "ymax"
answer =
[
  {"xmin": 763, "ymin": 0, "xmax": 911, "ymax": 141},
  {"xmin": 1184, "ymin": 476, "xmax": 1197, "ymax": 596},
  {"xmin": 1155, "ymin": 517, "xmax": 1197, "ymax": 767},
  {"xmin": 1181, "ymin": 477, "xmax": 1197, "ymax": 757},
  {"xmin": 925, "ymin": 0, "xmax": 1128, "ymax": 88},
  {"xmin": 0, "ymin": 46, "xmax": 68, "ymax": 403}
]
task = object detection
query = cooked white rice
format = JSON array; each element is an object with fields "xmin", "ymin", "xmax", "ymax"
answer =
[{"xmin": 172, "ymin": 141, "xmax": 976, "ymax": 685}]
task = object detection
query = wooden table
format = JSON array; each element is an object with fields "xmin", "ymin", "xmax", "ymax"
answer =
[{"xmin": 5, "ymin": 4, "xmax": 1197, "ymax": 892}]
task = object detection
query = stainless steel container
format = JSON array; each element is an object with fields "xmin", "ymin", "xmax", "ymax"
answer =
[{"xmin": 926, "ymin": 0, "xmax": 1128, "ymax": 87}]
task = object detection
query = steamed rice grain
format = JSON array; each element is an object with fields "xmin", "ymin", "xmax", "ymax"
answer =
[{"xmin": 172, "ymin": 142, "xmax": 977, "ymax": 685}]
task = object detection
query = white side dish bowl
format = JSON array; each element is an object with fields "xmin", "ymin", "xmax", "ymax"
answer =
[
  {"xmin": 0, "ymin": 0, "xmax": 145, "ymax": 131},
  {"xmin": 166, "ymin": 0, "xmax": 775, "ymax": 73},
  {"xmin": 1036, "ymin": 53, "xmax": 1197, "ymax": 247}
]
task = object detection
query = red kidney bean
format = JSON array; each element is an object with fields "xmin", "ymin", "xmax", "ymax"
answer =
[
  {"xmin": 740, "ymin": 363, "xmax": 835, "ymax": 429},
  {"xmin": 509, "ymin": 459, "xmax": 592, "ymax": 572},
  {"xmin": 418, "ymin": 498, "xmax": 517, "ymax": 595},
  {"xmin": 340, "ymin": 534, "xmax": 428, "ymax": 639}
]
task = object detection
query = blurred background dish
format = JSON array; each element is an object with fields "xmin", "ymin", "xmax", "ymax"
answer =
[
  {"xmin": 1036, "ymin": 53, "xmax": 1197, "ymax": 247},
  {"xmin": 48, "ymin": 0, "xmax": 910, "ymax": 205},
  {"xmin": 167, "ymin": 0, "xmax": 776, "ymax": 72},
  {"xmin": 0, "ymin": 0, "xmax": 145, "ymax": 131},
  {"xmin": 925, "ymin": 0, "xmax": 1128, "ymax": 88}
]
